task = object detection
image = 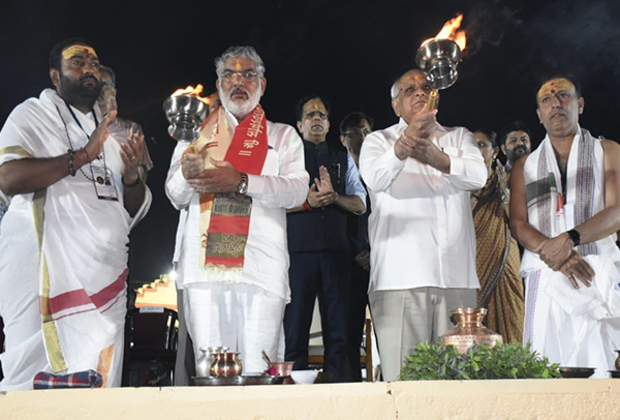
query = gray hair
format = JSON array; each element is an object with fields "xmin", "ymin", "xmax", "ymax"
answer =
[
  {"xmin": 215, "ymin": 46, "xmax": 266, "ymax": 79},
  {"xmin": 99, "ymin": 65, "xmax": 116, "ymax": 85},
  {"xmin": 390, "ymin": 79, "xmax": 400, "ymax": 99}
]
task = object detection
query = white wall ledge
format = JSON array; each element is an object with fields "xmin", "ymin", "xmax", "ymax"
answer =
[{"xmin": 1, "ymin": 379, "xmax": 619, "ymax": 420}]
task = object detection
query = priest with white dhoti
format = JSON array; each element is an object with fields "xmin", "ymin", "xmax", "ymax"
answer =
[
  {"xmin": 0, "ymin": 38, "xmax": 151, "ymax": 390},
  {"xmin": 511, "ymin": 75, "xmax": 620, "ymax": 378},
  {"xmin": 165, "ymin": 46, "xmax": 308, "ymax": 374}
]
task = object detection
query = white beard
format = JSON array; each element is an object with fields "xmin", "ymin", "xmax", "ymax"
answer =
[{"xmin": 219, "ymin": 83, "xmax": 262, "ymax": 121}]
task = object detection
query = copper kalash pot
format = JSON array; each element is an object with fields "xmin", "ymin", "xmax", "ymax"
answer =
[
  {"xmin": 210, "ymin": 352, "xmax": 243, "ymax": 378},
  {"xmin": 438, "ymin": 307, "xmax": 503, "ymax": 353}
]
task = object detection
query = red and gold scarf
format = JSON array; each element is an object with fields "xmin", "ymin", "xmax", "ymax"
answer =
[{"xmin": 195, "ymin": 105, "xmax": 268, "ymax": 275}]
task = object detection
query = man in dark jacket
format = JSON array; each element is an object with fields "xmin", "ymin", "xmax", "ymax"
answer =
[{"xmin": 285, "ymin": 96, "xmax": 366, "ymax": 382}]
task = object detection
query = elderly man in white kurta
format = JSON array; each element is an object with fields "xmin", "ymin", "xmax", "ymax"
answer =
[
  {"xmin": 359, "ymin": 69, "xmax": 487, "ymax": 381},
  {"xmin": 0, "ymin": 39, "xmax": 151, "ymax": 390},
  {"xmin": 166, "ymin": 46, "xmax": 308, "ymax": 374}
]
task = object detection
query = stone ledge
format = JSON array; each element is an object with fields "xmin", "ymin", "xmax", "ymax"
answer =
[{"xmin": 1, "ymin": 379, "xmax": 619, "ymax": 420}]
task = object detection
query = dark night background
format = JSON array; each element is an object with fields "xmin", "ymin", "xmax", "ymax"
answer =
[{"xmin": 1, "ymin": 0, "xmax": 619, "ymax": 287}]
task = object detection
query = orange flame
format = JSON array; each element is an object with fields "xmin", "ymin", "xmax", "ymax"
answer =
[
  {"xmin": 171, "ymin": 84, "xmax": 211, "ymax": 104},
  {"xmin": 421, "ymin": 14, "xmax": 467, "ymax": 52}
]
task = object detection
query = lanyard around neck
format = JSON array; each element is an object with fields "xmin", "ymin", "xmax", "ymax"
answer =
[{"xmin": 63, "ymin": 99, "xmax": 99, "ymax": 140}]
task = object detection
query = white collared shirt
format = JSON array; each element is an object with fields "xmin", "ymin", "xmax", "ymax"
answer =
[
  {"xmin": 166, "ymin": 109, "xmax": 309, "ymax": 301},
  {"xmin": 359, "ymin": 119, "xmax": 487, "ymax": 292}
]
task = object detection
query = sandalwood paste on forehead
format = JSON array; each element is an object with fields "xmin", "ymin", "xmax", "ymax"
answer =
[
  {"xmin": 62, "ymin": 45, "xmax": 98, "ymax": 60},
  {"xmin": 537, "ymin": 78, "xmax": 573, "ymax": 99}
]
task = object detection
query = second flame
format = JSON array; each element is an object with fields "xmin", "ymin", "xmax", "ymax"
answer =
[{"xmin": 171, "ymin": 84, "xmax": 211, "ymax": 104}]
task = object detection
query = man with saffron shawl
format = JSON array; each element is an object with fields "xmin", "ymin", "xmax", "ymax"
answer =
[{"xmin": 166, "ymin": 46, "xmax": 308, "ymax": 374}]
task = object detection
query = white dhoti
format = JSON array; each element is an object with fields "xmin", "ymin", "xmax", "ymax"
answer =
[
  {"xmin": 524, "ymin": 256, "xmax": 620, "ymax": 378},
  {"xmin": 166, "ymin": 106, "xmax": 308, "ymax": 378},
  {"xmin": 184, "ymin": 283, "xmax": 286, "ymax": 374},
  {"xmin": 522, "ymin": 128, "xmax": 620, "ymax": 378},
  {"xmin": 0, "ymin": 89, "xmax": 151, "ymax": 390}
]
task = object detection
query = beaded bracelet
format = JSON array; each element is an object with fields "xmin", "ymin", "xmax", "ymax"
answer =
[{"xmin": 67, "ymin": 149, "xmax": 76, "ymax": 176}]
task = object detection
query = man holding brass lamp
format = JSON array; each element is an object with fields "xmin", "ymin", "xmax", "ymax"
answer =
[
  {"xmin": 165, "ymin": 46, "xmax": 308, "ymax": 374},
  {"xmin": 359, "ymin": 69, "xmax": 486, "ymax": 381}
]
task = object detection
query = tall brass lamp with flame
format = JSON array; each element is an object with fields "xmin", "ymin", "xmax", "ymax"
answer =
[
  {"xmin": 415, "ymin": 14, "xmax": 467, "ymax": 111},
  {"xmin": 163, "ymin": 85, "xmax": 210, "ymax": 152}
]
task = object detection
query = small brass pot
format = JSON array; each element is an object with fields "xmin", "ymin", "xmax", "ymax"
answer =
[
  {"xmin": 210, "ymin": 352, "xmax": 243, "ymax": 378},
  {"xmin": 438, "ymin": 307, "xmax": 503, "ymax": 354}
]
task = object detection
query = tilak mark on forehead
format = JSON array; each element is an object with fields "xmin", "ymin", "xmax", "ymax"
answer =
[
  {"xmin": 538, "ymin": 78, "xmax": 574, "ymax": 99},
  {"xmin": 399, "ymin": 71, "xmax": 429, "ymax": 90},
  {"xmin": 235, "ymin": 60, "xmax": 242, "ymax": 71},
  {"xmin": 62, "ymin": 45, "xmax": 98, "ymax": 60}
]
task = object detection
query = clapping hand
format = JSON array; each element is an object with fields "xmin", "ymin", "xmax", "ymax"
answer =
[
  {"xmin": 86, "ymin": 110, "xmax": 117, "ymax": 159},
  {"xmin": 307, "ymin": 165, "xmax": 338, "ymax": 208},
  {"xmin": 120, "ymin": 127, "xmax": 146, "ymax": 184}
]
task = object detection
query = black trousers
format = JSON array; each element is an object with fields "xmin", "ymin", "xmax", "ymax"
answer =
[
  {"xmin": 346, "ymin": 261, "xmax": 370, "ymax": 382},
  {"xmin": 284, "ymin": 252, "xmax": 350, "ymax": 382}
]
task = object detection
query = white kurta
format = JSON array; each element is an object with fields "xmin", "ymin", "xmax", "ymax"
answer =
[
  {"xmin": 0, "ymin": 89, "xmax": 151, "ymax": 390},
  {"xmin": 359, "ymin": 119, "xmax": 487, "ymax": 292},
  {"xmin": 165, "ymin": 108, "xmax": 308, "ymax": 371},
  {"xmin": 165, "ymin": 109, "xmax": 309, "ymax": 299}
]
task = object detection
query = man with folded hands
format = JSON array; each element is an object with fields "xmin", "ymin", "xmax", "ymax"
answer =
[{"xmin": 510, "ymin": 74, "xmax": 620, "ymax": 377}]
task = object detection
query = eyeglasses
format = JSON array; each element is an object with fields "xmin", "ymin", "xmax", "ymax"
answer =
[
  {"xmin": 221, "ymin": 69, "xmax": 258, "ymax": 83},
  {"xmin": 396, "ymin": 84, "xmax": 432, "ymax": 98},
  {"xmin": 303, "ymin": 110, "xmax": 328, "ymax": 120}
]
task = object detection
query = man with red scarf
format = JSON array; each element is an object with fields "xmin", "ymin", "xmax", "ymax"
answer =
[{"xmin": 166, "ymin": 46, "xmax": 309, "ymax": 374}]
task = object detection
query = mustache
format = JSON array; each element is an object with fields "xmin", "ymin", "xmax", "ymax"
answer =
[
  {"xmin": 551, "ymin": 110, "xmax": 566, "ymax": 119},
  {"xmin": 230, "ymin": 87, "xmax": 249, "ymax": 97},
  {"xmin": 80, "ymin": 75, "xmax": 99, "ymax": 84}
]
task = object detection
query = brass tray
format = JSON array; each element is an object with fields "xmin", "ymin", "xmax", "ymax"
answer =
[
  {"xmin": 608, "ymin": 370, "xmax": 620, "ymax": 379},
  {"xmin": 193, "ymin": 375, "xmax": 285, "ymax": 386},
  {"xmin": 559, "ymin": 367, "xmax": 595, "ymax": 378}
]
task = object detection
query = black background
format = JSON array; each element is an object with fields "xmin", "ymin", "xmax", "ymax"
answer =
[{"xmin": 1, "ymin": 0, "xmax": 619, "ymax": 286}]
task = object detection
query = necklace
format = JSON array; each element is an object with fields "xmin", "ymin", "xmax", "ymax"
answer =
[{"xmin": 55, "ymin": 104, "xmax": 109, "ymax": 184}]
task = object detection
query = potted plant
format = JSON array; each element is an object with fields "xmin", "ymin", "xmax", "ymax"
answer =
[{"xmin": 399, "ymin": 341, "xmax": 561, "ymax": 381}]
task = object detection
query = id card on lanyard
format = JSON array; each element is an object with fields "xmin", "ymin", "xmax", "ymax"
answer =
[
  {"xmin": 90, "ymin": 163, "xmax": 118, "ymax": 201},
  {"xmin": 65, "ymin": 101, "xmax": 118, "ymax": 201}
]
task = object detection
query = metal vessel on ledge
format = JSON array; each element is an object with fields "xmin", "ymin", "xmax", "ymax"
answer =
[
  {"xmin": 210, "ymin": 352, "xmax": 243, "ymax": 378},
  {"xmin": 438, "ymin": 307, "xmax": 503, "ymax": 354},
  {"xmin": 416, "ymin": 38, "xmax": 461, "ymax": 90},
  {"xmin": 163, "ymin": 85, "xmax": 209, "ymax": 143}
]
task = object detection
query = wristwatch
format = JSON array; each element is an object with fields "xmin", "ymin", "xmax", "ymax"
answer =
[
  {"xmin": 567, "ymin": 229, "xmax": 581, "ymax": 247},
  {"xmin": 237, "ymin": 173, "xmax": 248, "ymax": 195}
]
